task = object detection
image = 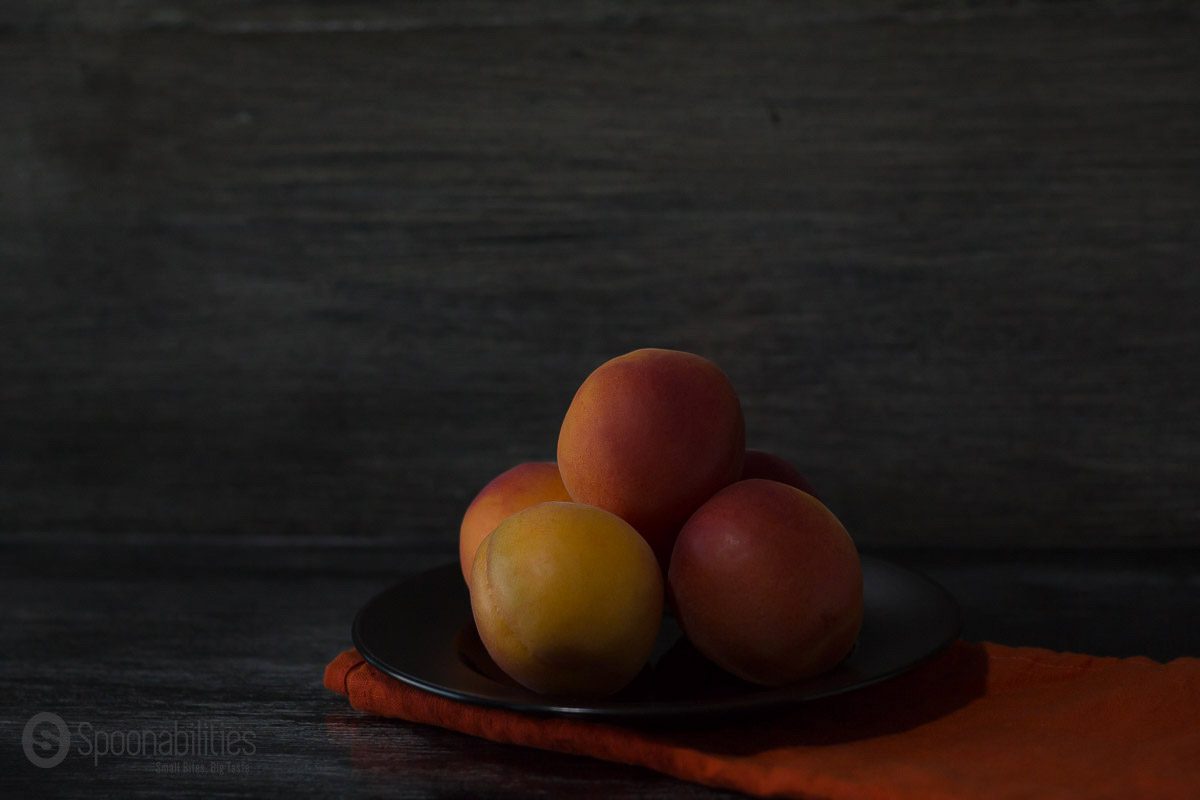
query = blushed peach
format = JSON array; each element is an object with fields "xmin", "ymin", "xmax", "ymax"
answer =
[
  {"xmin": 469, "ymin": 502, "xmax": 663, "ymax": 696},
  {"xmin": 668, "ymin": 479, "xmax": 862, "ymax": 686},
  {"xmin": 557, "ymin": 348, "xmax": 745, "ymax": 567},
  {"xmin": 458, "ymin": 462, "xmax": 571, "ymax": 582},
  {"xmin": 741, "ymin": 449, "xmax": 818, "ymax": 498}
]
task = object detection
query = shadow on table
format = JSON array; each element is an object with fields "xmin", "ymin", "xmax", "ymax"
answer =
[{"xmin": 643, "ymin": 640, "xmax": 989, "ymax": 755}]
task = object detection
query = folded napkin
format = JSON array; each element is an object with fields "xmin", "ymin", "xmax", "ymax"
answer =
[{"xmin": 325, "ymin": 642, "xmax": 1200, "ymax": 799}]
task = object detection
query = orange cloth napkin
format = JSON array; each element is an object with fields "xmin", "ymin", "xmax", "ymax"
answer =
[{"xmin": 325, "ymin": 642, "xmax": 1200, "ymax": 799}]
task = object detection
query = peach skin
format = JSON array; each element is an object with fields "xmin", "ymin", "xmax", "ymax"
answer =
[
  {"xmin": 669, "ymin": 479, "xmax": 863, "ymax": 686},
  {"xmin": 741, "ymin": 449, "xmax": 818, "ymax": 497},
  {"xmin": 557, "ymin": 348, "xmax": 745, "ymax": 568},
  {"xmin": 458, "ymin": 461, "xmax": 571, "ymax": 582},
  {"xmin": 469, "ymin": 501, "xmax": 663, "ymax": 696}
]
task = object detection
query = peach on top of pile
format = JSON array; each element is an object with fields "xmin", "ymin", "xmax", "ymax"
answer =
[{"xmin": 459, "ymin": 348, "xmax": 862, "ymax": 696}]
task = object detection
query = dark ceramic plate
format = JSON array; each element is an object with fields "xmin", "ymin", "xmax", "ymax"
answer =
[{"xmin": 352, "ymin": 556, "xmax": 960, "ymax": 720}]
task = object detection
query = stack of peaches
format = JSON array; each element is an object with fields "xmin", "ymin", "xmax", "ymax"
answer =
[{"xmin": 460, "ymin": 349, "xmax": 862, "ymax": 696}]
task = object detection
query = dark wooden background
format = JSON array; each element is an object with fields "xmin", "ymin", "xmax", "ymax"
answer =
[
  {"xmin": 2, "ymin": 3, "xmax": 1199, "ymax": 798},
  {"xmin": 4, "ymin": 0, "xmax": 1197, "ymax": 550}
]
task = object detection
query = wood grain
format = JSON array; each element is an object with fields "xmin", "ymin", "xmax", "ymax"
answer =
[
  {"xmin": 1, "ymin": 2, "xmax": 1198, "ymax": 547},
  {"xmin": 1, "ymin": 534, "xmax": 1196, "ymax": 797},
  {"xmin": 0, "ymin": 535, "xmax": 741, "ymax": 797},
  {"xmin": 6, "ymin": 2, "xmax": 1193, "ymax": 34}
]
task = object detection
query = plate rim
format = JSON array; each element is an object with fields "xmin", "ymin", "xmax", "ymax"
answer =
[{"xmin": 351, "ymin": 554, "xmax": 962, "ymax": 720}]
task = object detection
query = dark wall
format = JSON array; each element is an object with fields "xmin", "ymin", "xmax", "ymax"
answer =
[{"xmin": 2, "ymin": 2, "xmax": 1197, "ymax": 549}]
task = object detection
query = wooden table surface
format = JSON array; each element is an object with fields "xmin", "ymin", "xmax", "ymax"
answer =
[{"xmin": 3, "ymin": 534, "xmax": 1197, "ymax": 797}]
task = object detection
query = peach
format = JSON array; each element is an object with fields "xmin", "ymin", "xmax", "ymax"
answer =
[
  {"xmin": 557, "ymin": 348, "xmax": 745, "ymax": 567},
  {"xmin": 458, "ymin": 462, "xmax": 571, "ymax": 582},
  {"xmin": 668, "ymin": 479, "xmax": 862, "ymax": 686},
  {"xmin": 741, "ymin": 449, "xmax": 818, "ymax": 498},
  {"xmin": 469, "ymin": 501, "xmax": 663, "ymax": 695}
]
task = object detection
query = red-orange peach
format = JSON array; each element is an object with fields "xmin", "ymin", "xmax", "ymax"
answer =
[
  {"xmin": 668, "ymin": 479, "xmax": 863, "ymax": 686},
  {"xmin": 458, "ymin": 462, "xmax": 571, "ymax": 581},
  {"xmin": 741, "ymin": 449, "xmax": 818, "ymax": 497},
  {"xmin": 557, "ymin": 349, "xmax": 745, "ymax": 567}
]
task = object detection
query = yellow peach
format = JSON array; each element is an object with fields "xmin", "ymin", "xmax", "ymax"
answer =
[{"xmin": 470, "ymin": 501, "xmax": 663, "ymax": 695}]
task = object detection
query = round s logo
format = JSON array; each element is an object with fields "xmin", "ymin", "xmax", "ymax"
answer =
[{"xmin": 22, "ymin": 712, "xmax": 71, "ymax": 768}]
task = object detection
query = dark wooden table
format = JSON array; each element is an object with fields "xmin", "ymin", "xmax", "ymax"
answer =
[{"xmin": 3, "ymin": 533, "xmax": 1196, "ymax": 798}]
